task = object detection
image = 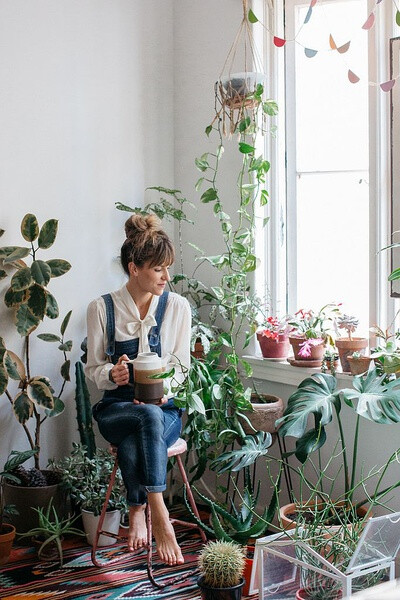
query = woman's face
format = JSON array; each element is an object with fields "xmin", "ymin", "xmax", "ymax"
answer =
[{"xmin": 129, "ymin": 262, "xmax": 171, "ymax": 296}]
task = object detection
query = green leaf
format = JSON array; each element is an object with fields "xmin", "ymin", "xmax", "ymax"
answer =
[
  {"xmin": 27, "ymin": 379, "xmax": 54, "ymax": 410},
  {"xmin": 31, "ymin": 260, "xmax": 51, "ymax": 286},
  {"xmin": 388, "ymin": 268, "xmax": 400, "ymax": 281},
  {"xmin": 248, "ymin": 8, "xmax": 258, "ymax": 23},
  {"xmin": 195, "ymin": 177, "xmax": 204, "ymax": 191},
  {"xmin": 38, "ymin": 219, "xmax": 58, "ymax": 249},
  {"xmin": 211, "ymin": 432, "xmax": 272, "ymax": 473},
  {"xmin": 15, "ymin": 303, "xmax": 40, "ymax": 336},
  {"xmin": 59, "ymin": 341, "xmax": 73, "ymax": 352},
  {"xmin": 295, "ymin": 427, "xmax": 327, "ymax": 463},
  {"xmin": 13, "ymin": 391, "xmax": 34, "ymax": 424},
  {"xmin": 195, "ymin": 157, "xmax": 209, "ymax": 172},
  {"xmin": 3, "ymin": 247, "xmax": 30, "ymax": 264},
  {"xmin": 3, "ymin": 448, "xmax": 39, "ymax": 472},
  {"xmin": 45, "ymin": 292, "xmax": 59, "ymax": 319},
  {"xmin": 0, "ymin": 362, "xmax": 8, "ymax": 395},
  {"xmin": 4, "ymin": 287, "xmax": 28, "ymax": 307},
  {"xmin": 205, "ymin": 125, "xmax": 212, "ymax": 136},
  {"xmin": 46, "ymin": 259, "xmax": 71, "ymax": 278},
  {"xmin": 397, "ymin": 10, "xmax": 400, "ymax": 27},
  {"xmin": 239, "ymin": 142, "xmax": 255, "ymax": 154},
  {"xmin": 0, "ymin": 229, "xmax": 4, "ymax": 237},
  {"xmin": 21, "ymin": 214, "xmax": 39, "ymax": 242},
  {"xmin": 0, "ymin": 246, "xmax": 21, "ymax": 258},
  {"xmin": 4, "ymin": 351, "xmax": 24, "ymax": 380},
  {"xmin": 200, "ymin": 188, "xmax": 218, "ymax": 203},
  {"xmin": 10, "ymin": 267, "xmax": 32, "ymax": 291},
  {"xmin": 27, "ymin": 283, "xmax": 47, "ymax": 319},
  {"xmin": 60, "ymin": 310, "xmax": 72, "ymax": 336},
  {"xmin": 37, "ymin": 333, "xmax": 62, "ymax": 342},
  {"xmin": 61, "ymin": 359, "xmax": 71, "ymax": 381},
  {"xmin": 0, "ymin": 269, "xmax": 6, "ymax": 280},
  {"xmin": 45, "ymin": 395, "xmax": 65, "ymax": 417},
  {"xmin": 187, "ymin": 392, "xmax": 206, "ymax": 415},
  {"xmin": 260, "ymin": 189, "xmax": 269, "ymax": 206},
  {"xmin": 262, "ymin": 100, "xmax": 279, "ymax": 116}
]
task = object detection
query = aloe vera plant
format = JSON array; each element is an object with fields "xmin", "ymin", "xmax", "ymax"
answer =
[{"xmin": 0, "ymin": 214, "xmax": 72, "ymax": 469}]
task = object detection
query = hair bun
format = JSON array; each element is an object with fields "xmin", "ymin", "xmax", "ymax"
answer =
[{"xmin": 124, "ymin": 214, "xmax": 162, "ymax": 239}]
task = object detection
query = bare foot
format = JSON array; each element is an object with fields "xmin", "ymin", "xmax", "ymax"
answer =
[
  {"xmin": 128, "ymin": 505, "xmax": 147, "ymax": 551},
  {"xmin": 152, "ymin": 507, "xmax": 184, "ymax": 566}
]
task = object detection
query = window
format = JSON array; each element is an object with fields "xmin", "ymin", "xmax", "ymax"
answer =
[{"xmin": 258, "ymin": 0, "xmax": 397, "ymax": 336}]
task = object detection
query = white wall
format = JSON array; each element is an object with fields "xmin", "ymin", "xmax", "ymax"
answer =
[{"xmin": 0, "ymin": 0, "xmax": 174, "ymax": 467}]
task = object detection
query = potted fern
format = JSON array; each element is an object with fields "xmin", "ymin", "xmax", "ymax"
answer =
[{"xmin": 197, "ymin": 540, "xmax": 246, "ymax": 600}]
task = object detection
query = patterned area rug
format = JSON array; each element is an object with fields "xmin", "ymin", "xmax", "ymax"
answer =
[{"xmin": 0, "ymin": 528, "xmax": 203, "ymax": 600}]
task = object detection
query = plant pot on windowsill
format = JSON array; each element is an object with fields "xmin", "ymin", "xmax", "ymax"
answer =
[
  {"xmin": 335, "ymin": 338, "xmax": 368, "ymax": 373},
  {"xmin": 288, "ymin": 336, "xmax": 325, "ymax": 367},
  {"xmin": 347, "ymin": 355, "xmax": 373, "ymax": 375},
  {"xmin": 256, "ymin": 332, "xmax": 290, "ymax": 359}
]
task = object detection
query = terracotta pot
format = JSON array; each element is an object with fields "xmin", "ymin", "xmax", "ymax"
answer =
[
  {"xmin": 279, "ymin": 501, "xmax": 370, "ymax": 531},
  {"xmin": 240, "ymin": 394, "xmax": 284, "ymax": 435},
  {"xmin": 0, "ymin": 523, "xmax": 16, "ymax": 566},
  {"xmin": 335, "ymin": 338, "xmax": 368, "ymax": 373},
  {"xmin": 257, "ymin": 332, "xmax": 290, "ymax": 359},
  {"xmin": 289, "ymin": 337, "xmax": 325, "ymax": 363},
  {"xmin": 191, "ymin": 341, "xmax": 205, "ymax": 360},
  {"xmin": 242, "ymin": 546, "xmax": 254, "ymax": 596},
  {"xmin": 347, "ymin": 355, "xmax": 373, "ymax": 375}
]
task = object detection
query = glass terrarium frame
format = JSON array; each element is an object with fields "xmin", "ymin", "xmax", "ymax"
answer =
[{"xmin": 249, "ymin": 512, "xmax": 400, "ymax": 599}]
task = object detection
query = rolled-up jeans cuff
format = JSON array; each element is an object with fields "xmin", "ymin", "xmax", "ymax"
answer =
[{"xmin": 145, "ymin": 485, "xmax": 166, "ymax": 493}]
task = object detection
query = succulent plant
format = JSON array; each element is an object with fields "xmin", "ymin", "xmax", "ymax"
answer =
[
  {"xmin": 337, "ymin": 314, "xmax": 359, "ymax": 340},
  {"xmin": 198, "ymin": 540, "xmax": 246, "ymax": 588}
]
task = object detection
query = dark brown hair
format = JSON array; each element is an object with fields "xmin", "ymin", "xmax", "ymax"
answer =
[{"xmin": 120, "ymin": 214, "xmax": 175, "ymax": 275}]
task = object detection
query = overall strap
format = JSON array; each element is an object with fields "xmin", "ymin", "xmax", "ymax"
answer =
[
  {"xmin": 101, "ymin": 294, "xmax": 116, "ymax": 358},
  {"xmin": 153, "ymin": 290, "xmax": 169, "ymax": 334}
]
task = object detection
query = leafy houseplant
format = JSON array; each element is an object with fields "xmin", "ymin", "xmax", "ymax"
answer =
[
  {"xmin": 335, "ymin": 314, "xmax": 368, "ymax": 373},
  {"xmin": 197, "ymin": 540, "xmax": 246, "ymax": 600},
  {"xmin": 0, "ymin": 214, "xmax": 72, "ymax": 470},
  {"xmin": 288, "ymin": 304, "xmax": 340, "ymax": 364},
  {"xmin": 18, "ymin": 499, "xmax": 84, "ymax": 565},
  {"xmin": 369, "ymin": 323, "xmax": 400, "ymax": 376}
]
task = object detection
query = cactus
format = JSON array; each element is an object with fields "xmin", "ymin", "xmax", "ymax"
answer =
[
  {"xmin": 198, "ymin": 540, "xmax": 246, "ymax": 588},
  {"xmin": 74, "ymin": 361, "xmax": 96, "ymax": 458}
]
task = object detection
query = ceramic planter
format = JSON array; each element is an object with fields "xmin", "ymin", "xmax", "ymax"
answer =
[
  {"xmin": 197, "ymin": 576, "xmax": 245, "ymax": 600},
  {"xmin": 289, "ymin": 336, "xmax": 325, "ymax": 366},
  {"xmin": 242, "ymin": 546, "xmax": 254, "ymax": 597},
  {"xmin": 279, "ymin": 501, "xmax": 369, "ymax": 531},
  {"xmin": 81, "ymin": 509, "xmax": 121, "ymax": 547},
  {"xmin": 335, "ymin": 338, "xmax": 368, "ymax": 372},
  {"xmin": 0, "ymin": 523, "xmax": 16, "ymax": 565},
  {"xmin": 257, "ymin": 332, "xmax": 290, "ymax": 359},
  {"xmin": 240, "ymin": 394, "xmax": 284, "ymax": 435},
  {"xmin": 347, "ymin": 355, "xmax": 373, "ymax": 375}
]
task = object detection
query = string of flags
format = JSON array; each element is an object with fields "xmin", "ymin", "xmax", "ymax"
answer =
[{"xmin": 249, "ymin": 0, "xmax": 400, "ymax": 92}]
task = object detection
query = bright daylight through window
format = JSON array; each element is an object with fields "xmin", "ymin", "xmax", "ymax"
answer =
[{"xmin": 280, "ymin": 0, "xmax": 370, "ymax": 334}]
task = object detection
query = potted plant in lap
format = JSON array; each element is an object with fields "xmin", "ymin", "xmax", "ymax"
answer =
[
  {"xmin": 50, "ymin": 443, "xmax": 127, "ymax": 547},
  {"xmin": 197, "ymin": 540, "xmax": 247, "ymax": 600},
  {"xmin": 0, "ymin": 214, "xmax": 73, "ymax": 532},
  {"xmin": 288, "ymin": 304, "xmax": 340, "ymax": 367},
  {"xmin": 335, "ymin": 314, "xmax": 368, "ymax": 372}
]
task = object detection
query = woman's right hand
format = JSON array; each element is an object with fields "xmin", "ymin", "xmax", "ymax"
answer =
[{"xmin": 110, "ymin": 354, "xmax": 130, "ymax": 386}]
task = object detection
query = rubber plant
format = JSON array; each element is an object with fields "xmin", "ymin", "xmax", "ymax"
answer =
[{"xmin": 0, "ymin": 214, "xmax": 72, "ymax": 470}]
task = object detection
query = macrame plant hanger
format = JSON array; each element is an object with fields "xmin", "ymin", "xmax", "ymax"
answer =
[{"xmin": 216, "ymin": 0, "xmax": 266, "ymax": 135}]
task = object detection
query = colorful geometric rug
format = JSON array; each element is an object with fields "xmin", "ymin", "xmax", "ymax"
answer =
[{"xmin": 0, "ymin": 527, "xmax": 203, "ymax": 600}]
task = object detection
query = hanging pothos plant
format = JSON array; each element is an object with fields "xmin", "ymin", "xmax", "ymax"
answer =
[{"xmin": 0, "ymin": 214, "xmax": 72, "ymax": 470}]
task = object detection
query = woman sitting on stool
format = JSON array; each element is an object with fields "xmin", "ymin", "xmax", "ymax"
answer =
[{"xmin": 85, "ymin": 214, "xmax": 190, "ymax": 566}]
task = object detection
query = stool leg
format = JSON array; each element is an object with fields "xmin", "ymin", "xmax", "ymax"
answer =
[
  {"xmin": 91, "ymin": 458, "xmax": 120, "ymax": 567},
  {"xmin": 175, "ymin": 454, "xmax": 207, "ymax": 544}
]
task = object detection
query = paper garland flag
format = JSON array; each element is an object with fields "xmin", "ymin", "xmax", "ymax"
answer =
[
  {"xmin": 362, "ymin": 13, "xmax": 375, "ymax": 30},
  {"xmin": 304, "ymin": 6, "xmax": 312, "ymax": 24},
  {"xmin": 348, "ymin": 70, "xmax": 360, "ymax": 84},
  {"xmin": 329, "ymin": 34, "xmax": 337, "ymax": 50},
  {"xmin": 337, "ymin": 41, "xmax": 351, "ymax": 54},
  {"xmin": 274, "ymin": 36, "xmax": 286, "ymax": 47},
  {"xmin": 380, "ymin": 79, "xmax": 395, "ymax": 92},
  {"xmin": 305, "ymin": 48, "xmax": 318, "ymax": 58}
]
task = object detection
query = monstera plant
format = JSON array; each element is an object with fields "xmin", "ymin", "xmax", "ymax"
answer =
[{"xmin": 0, "ymin": 214, "xmax": 72, "ymax": 471}]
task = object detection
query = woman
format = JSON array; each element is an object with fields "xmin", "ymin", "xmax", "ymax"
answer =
[{"xmin": 85, "ymin": 214, "xmax": 191, "ymax": 566}]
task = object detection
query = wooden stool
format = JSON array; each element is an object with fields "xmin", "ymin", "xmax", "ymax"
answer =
[{"xmin": 91, "ymin": 437, "xmax": 207, "ymax": 588}]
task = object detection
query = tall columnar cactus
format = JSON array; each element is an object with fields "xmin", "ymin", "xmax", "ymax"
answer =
[
  {"xmin": 198, "ymin": 540, "xmax": 246, "ymax": 588},
  {"xmin": 74, "ymin": 361, "xmax": 96, "ymax": 458}
]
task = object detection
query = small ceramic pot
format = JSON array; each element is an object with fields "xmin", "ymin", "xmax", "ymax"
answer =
[{"xmin": 257, "ymin": 332, "xmax": 290, "ymax": 359}]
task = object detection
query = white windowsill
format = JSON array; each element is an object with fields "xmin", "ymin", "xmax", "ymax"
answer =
[{"xmin": 243, "ymin": 355, "xmax": 354, "ymax": 388}]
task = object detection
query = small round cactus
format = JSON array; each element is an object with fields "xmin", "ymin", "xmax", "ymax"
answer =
[{"xmin": 198, "ymin": 540, "xmax": 246, "ymax": 588}]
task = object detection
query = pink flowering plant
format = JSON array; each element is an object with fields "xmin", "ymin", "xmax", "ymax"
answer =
[
  {"xmin": 289, "ymin": 303, "xmax": 341, "ymax": 359},
  {"xmin": 257, "ymin": 316, "xmax": 290, "ymax": 340}
]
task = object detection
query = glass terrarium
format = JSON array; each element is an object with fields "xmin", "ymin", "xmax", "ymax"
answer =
[{"xmin": 249, "ymin": 512, "xmax": 400, "ymax": 599}]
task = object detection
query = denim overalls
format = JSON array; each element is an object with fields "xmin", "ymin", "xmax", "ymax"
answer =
[{"xmin": 92, "ymin": 291, "xmax": 182, "ymax": 506}]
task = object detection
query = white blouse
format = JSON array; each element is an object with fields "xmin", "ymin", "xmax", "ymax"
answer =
[{"xmin": 85, "ymin": 285, "xmax": 191, "ymax": 396}]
